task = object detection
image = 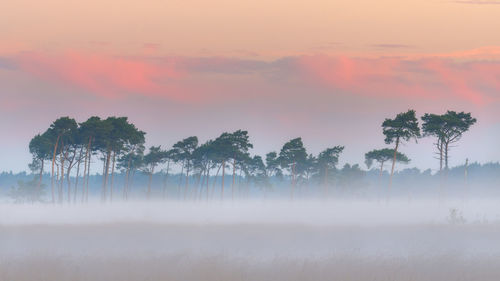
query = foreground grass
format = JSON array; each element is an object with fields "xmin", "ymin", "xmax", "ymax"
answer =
[{"xmin": 2, "ymin": 254, "xmax": 500, "ymax": 281}]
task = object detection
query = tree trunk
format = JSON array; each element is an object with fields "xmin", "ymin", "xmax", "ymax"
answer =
[
  {"xmin": 38, "ymin": 159, "xmax": 44, "ymax": 189},
  {"xmin": 51, "ymin": 135, "xmax": 61, "ymax": 204},
  {"xmin": 59, "ymin": 142, "xmax": 65, "ymax": 204},
  {"xmin": 110, "ymin": 151, "xmax": 116, "ymax": 202},
  {"xmin": 147, "ymin": 165, "xmax": 155, "ymax": 200},
  {"xmin": 74, "ymin": 155, "xmax": 82, "ymax": 204},
  {"xmin": 102, "ymin": 149, "xmax": 111, "ymax": 202},
  {"xmin": 162, "ymin": 160, "xmax": 170, "ymax": 200},
  {"xmin": 184, "ymin": 163, "xmax": 190, "ymax": 200},
  {"xmin": 291, "ymin": 162, "xmax": 296, "ymax": 200},
  {"xmin": 379, "ymin": 161, "xmax": 384, "ymax": 179},
  {"xmin": 206, "ymin": 167, "xmax": 210, "ymax": 201},
  {"xmin": 211, "ymin": 164, "xmax": 222, "ymax": 200},
  {"xmin": 439, "ymin": 140, "xmax": 443, "ymax": 172},
  {"xmin": 123, "ymin": 155, "xmax": 132, "ymax": 200},
  {"xmin": 444, "ymin": 141, "xmax": 449, "ymax": 171},
  {"xmin": 66, "ymin": 148, "xmax": 76, "ymax": 204},
  {"xmin": 221, "ymin": 160, "xmax": 225, "ymax": 200},
  {"xmin": 82, "ymin": 136, "xmax": 91, "ymax": 203},
  {"xmin": 389, "ymin": 137, "xmax": 400, "ymax": 193},
  {"xmin": 85, "ymin": 145, "xmax": 92, "ymax": 203},
  {"xmin": 232, "ymin": 158, "xmax": 236, "ymax": 201}
]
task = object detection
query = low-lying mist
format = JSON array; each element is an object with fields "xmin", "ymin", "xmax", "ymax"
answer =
[
  {"xmin": 1, "ymin": 198, "xmax": 499, "ymax": 226},
  {"xmin": 3, "ymin": 197, "xmax": 500, "ymax": 280}
]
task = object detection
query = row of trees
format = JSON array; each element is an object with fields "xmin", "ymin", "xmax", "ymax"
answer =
[
  {"xmin": 365, "ymin": 110, "xmax": 476, "ymax": 191},
  {"xmin": 28, "ymin": 110, "xmax": 476, "ymax": 202}
]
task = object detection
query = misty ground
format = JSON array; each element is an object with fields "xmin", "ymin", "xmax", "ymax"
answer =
[{"xmin": 2, "ymin": 199, "xmax": 500, "ymax": 281}]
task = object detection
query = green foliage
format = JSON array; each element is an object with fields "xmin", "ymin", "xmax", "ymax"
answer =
[
  {"xmin": 382, "ymin": 109, "xmax": 421, "ymax": 144},
  {"xmin": 422, "ymin": 111, "xmax": 476, "ymax": 169},
  {"xmin": 364, "ymin": 148, "xmax": 409, "ymax": 169},
  {"xmin": 29, "ymin": 133, "xmax": 53, "ymax": 161},
  {"xmin": 265, "ymin": 152, "xmax": 282, "ymax": 178},
  {"xmin": 279, "ymin": 138, "xmax": 307, "ymax": 176}
]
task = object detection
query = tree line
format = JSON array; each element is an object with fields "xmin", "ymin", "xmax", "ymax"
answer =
[{"xmin": 28, "ymin": 110, "xmax": 476, "ymax": 203}]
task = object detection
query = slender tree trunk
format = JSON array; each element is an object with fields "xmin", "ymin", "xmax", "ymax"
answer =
[
  {"xmin": 147, "ymin": 165, "xmax": 155, "ymax": 200},
  {"xmin": 66, "ymin": 148, "xmax": 76, "ymax": 204},
  {"xmin": 38, "ymin": 159, "xmax": 44, "ymax": 189},
  {"xmin": 444, "ymin": 141, "xmax": 449, "ymax": 171},
  {"xmin": 232, "ymin": 158, "xmax": 236, "ymax": 201},
  {"xmin": 110, "ymin": 151, "xmax": 116, "ymax": 202},
  {"xmin": 130, "ymin": 170, "xmax": 136, "ymax": 198},
  {"xmin": 59, "ymin": 143, "xmax": 65, "ymax": 204},
  {"xmin": 85, "ymin": 146, "xmax": 92, "ymax": 203},
  {"xmin": 389, "ymin": 137, "xmax": 400, "ymax": 193},
  {"xmin": 74, "ymin": 156, "xmax": 82, "ymax": 204},
  {"xmin": 211, "ymin": 164, "xmax": 222, "ymax": 199},
  {"xmin": 123, "ymin": 155, "xmax": 132, "ymax": 200},
  {"xmin": 51, "ymin": 135, "xmax": 61, "ymax": 204},
  {"xmin": 221, "ymin": 160, "xmax": 225, "ymax": 200},
  {"xmin": 206, "ymin": 167, "xmax": 210, "ymax": 201},
  {"xmin": 439, "ymin": 140, "xmax": 443, "ymax": 172},
  {"xmin": 162, "ymin": 160, "xmax": 170, "ymax": 200},
  {"xmin": 379, "ymin": 161, "xmax": 384, "ymax": 179},
  {"xmin": 82, "ymin": 136, "xmax": 91, "ymax": 203},
  {"xmin": 291, "ymin": 162, "xmax": 296, "ymax": 200},
  {"xmin": 184, "ymin": 163, "xmax": 190, "ymax": 200},
  {"xmin": 178, "ymin": 163, "xmax": 184, "ymax": 189},
  {"xmin": 102, "ymin": 149, "xmax": 111, "ymax": 202}
]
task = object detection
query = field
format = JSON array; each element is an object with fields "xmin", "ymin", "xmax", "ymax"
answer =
[{"xmin": 2, "ymin": 200, "xmax": 500, "ymax": 281}]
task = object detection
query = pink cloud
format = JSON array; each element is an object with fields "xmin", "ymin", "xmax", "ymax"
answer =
[
  {"xmin": 296, "ymin": 54, "xmax": 500, "ymax": 105},
  {"xmin": 15, "ymin": 51, "xmax": 193, "ymax": 101},
  {"xmin": 6, "ymin": 47, "xmax": 500, "ymax": 107}
]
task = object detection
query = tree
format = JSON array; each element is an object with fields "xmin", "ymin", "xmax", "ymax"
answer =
[
  {"xmin": 118, "ymin": 144, "xmax": 145, "ymax": 200},
  {"xmin": 243, "ymin": 155, "xmax": 267, "ymax": 196},
  {"xmin": 143, "ymin": 146, "xmax": 167, "ymax": 199},
  {"xmin": 265, "ymin": 152, "xmax": 282, "ymax": 179},
  {"xmin": 382, "ymin": 110, "xmax": 420, "ymax": 190},
  {"xmin": 29, "ymin": 132, "xmax": 53, "ymax": 188},
  {"xmin": 191, "ymin": 141, "xmax": 215, "ymax": 200},
  {"xmin": 421, "ymin": 113, "xmax": 446, "ymax": 172},
  {"xmin": 211, "ymin": 132, "xmax": 234, "ymax": 199},
  {"xmin": 79, "ymin": 116, "xmax": 104, "ymax": 203},
  {"xmin": 279, "ymin": 138, "xmax": 307, "ymax": 199},
  {"xmin": 172, "ymin": 136, "xmax": 198, "ymax": 199},
  {"xmin": 46, "ymin": 117, "xmax": 78, "ymax": 204},
  {"xmin": 317, "ymin": 146, "xmax": 344, "ymax": 187},
  {"xmin": 227, "ymin": 130, "xmax": 253, "ymax": 200},
  {"xmin": 422, "ymin": 111, "xmax": 476, "ymax": 173},
  {"xmin": 301, "ymin": 154, "xmax": 317, "ymax": 188},
  {"xmin": 365, "ymin": 148, "xmax": 410, "ymax": 178}
]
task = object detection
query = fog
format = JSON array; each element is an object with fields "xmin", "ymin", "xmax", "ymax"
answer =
[
  {"xmin": 2, "ymin": 198, "xmax": 500, "ymax": 280},
  {"xmin": 1, "ymin": 199, "xmax": 500, "ymax": 226}
]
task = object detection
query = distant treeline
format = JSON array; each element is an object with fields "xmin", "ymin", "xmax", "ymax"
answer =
[
  {"xmin": 19, "ymin": 109, "xmax": 477, "ymax": 203},
  {"xmin": 2, "ymin": 162, "xmax": 499, "ymax": 203}
]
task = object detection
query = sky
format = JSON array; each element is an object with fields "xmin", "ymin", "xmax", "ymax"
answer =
[{"xmin": 1, "ymin": 0, "xmax": 500, "ymax": 173}]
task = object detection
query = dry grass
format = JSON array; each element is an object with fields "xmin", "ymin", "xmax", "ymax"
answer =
[{"xmin": 2, "ymin": 253, "xmax": 500, "ymax": 281}]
